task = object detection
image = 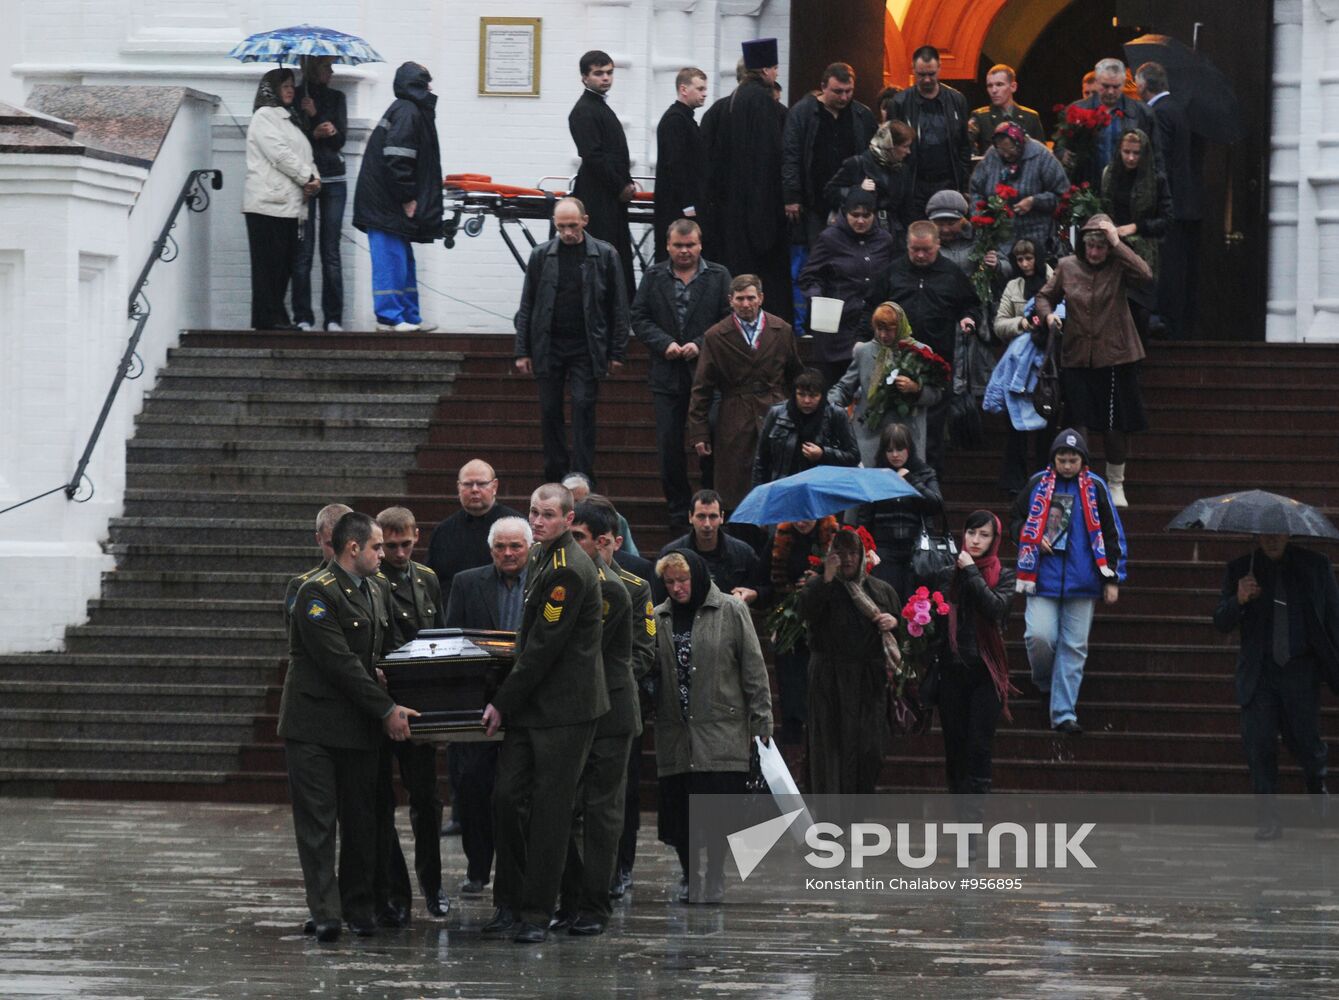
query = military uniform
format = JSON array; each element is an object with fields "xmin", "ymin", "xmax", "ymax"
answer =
[
  {"xmin": 279, "ymin": 561, "xmax": 396, "ymax": 927},
  {"xmin": 283, "ymin": 560, "xmax": 327, "ymax": 628},
  {"xmin": 613, "ymin": 564, "xmax": 656, "ymax": 889},
  {"xmin": 374, "ymin": 560, "xmax": 447, "ymax": 917},
  {"xmin": 491, "ymin": 529, "xmax": 608, "ymax": 929},
  {"xmin": 969, "ymin": 102, "xmax": 1046, "ymax": 155},
  {"xmin": 559, "ymin": 563, "xmax": 635, "ymax": 925}
]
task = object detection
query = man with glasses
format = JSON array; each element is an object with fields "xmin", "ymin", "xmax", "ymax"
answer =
[
  {"xmin": 515, "ymin": 197, "xmax": 630, "ymax": 485},
  {"xmin": 373, "ymin": 506, "xmax": 448, "ymax": 923},
  {"xmin": 425, "ymin": 459, "xmax": 522, "ymax": 608}
]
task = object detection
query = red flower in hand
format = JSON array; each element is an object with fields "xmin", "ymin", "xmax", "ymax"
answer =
[{"xmin": 994, "ymin": 183, "xmax": 1020, "ymax": 201}]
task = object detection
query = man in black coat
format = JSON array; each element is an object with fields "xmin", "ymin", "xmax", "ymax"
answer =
[
  {"xmin": 514, "ymin": 197, "xmax": 630, "ymax": 485},
  {"xmin": 630, "ymin": 218, "xmax": 731, "ymax": 532},
  {"xmin": 570, "ymin": 50, "xmax": 636, "ymax": 297},
  {"xmin": 352, "ymin": 62, "xmax": 443, "ymax": 332},
  {"xmin": 700, "ymin": 37, "xmax": 793, "ymax": 321},
  {"xmin": 653, "ymin": 67, "xmax": 709, "ymax": 262},
  {"xmin": 1213, "ymin": 534, "xmax": 1338, "ymax": 838},
  {"xmin": 863, "ymin": 221, "xmax": 980, "ymax": 475},
  {"xmin": 1061, "ymin": 58, "xmax": 1159, "ymax": 189},
  {"xmin": 782, "ymin": 62, "xmax": 877, "ymax": 247},
  {"xmin": 659, "ymin": 489, "xmax": 767, "ymax": 607},
  {"xmin": 1136, "ymin": 60, "xmax": 1204, "ymax": 339},
  {"xmin": 889, "ymin": 46, "xmax": 972, "ymax": 219}
]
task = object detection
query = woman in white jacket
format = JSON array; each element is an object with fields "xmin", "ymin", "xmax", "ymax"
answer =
[{"xmin": 243, "ymin": 69, "xmax": 319, "ymax": 330}]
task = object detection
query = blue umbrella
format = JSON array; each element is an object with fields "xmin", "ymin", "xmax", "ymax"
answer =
[
  {"xmin": 228, "ymin": 25, "xmax": 384, "ymax": 65},
  {"xmin": 729, "ymin": 466, "xmax": 920, "ymax": 526}
]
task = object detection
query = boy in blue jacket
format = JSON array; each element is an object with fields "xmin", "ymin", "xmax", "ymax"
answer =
[{"xmin": 1009, "ymin": 428, "xmax": 1127, "ymax": 734}]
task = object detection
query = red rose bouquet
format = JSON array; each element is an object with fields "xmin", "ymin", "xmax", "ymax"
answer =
[
  {"xmin": 864, "ymin": 340, "xmax": 952, "ymax": 427},
  {"xmin": 967, "ymin": 183, "xmax": 1016, "ymax": 309},
  {"xmin": 1052, "ymin": 103, "xmax": 1116, "ymax": 180}
]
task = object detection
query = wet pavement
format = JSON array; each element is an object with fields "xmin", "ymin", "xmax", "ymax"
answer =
[{"xmin": 1, "ymin": 798, "xmax": 1337, "ymax": 999}]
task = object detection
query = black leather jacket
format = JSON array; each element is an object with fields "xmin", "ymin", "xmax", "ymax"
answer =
[{"xmin": 752, "ymin": 401, "xmax": 859, "ymax": 487}]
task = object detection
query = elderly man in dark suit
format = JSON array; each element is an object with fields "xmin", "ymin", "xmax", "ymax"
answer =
[
  {"xmin": 443, "ymin": 515, "xmax": 532, "ymax": 897},
  {"xmin": 1136, "ymin": 60, "xmax": 1204, "ymax": 338},
  {"xmin": 1214, "ymin": 533, "xmax": 1339, "ymax": 840},
  {"xmin": 631, "ymin": 218, "xmax": 731, "ymax": 533}
]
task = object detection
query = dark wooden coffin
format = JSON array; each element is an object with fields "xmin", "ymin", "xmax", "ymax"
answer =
[{"xmin": 379, "ymin": 628, "xmax": 516, "ymax": 742}]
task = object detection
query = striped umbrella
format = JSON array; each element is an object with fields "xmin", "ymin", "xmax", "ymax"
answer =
[{"xmin": 228, "ymin": 24, "xmax": 384, "ymax": 66}]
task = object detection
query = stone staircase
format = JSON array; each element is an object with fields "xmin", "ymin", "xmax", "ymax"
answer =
[
  {"xmin": 0, "ymin": 333, "xmax": 1335, "ymax": 801},
  {"xmin": 0, "ymin": 336, "xmax": 462, "ymax": 800}
]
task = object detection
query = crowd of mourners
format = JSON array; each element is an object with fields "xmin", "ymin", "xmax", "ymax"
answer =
[{"xmin": 264, "ymin": 39, "xmax": 1337, "ymax": 946}]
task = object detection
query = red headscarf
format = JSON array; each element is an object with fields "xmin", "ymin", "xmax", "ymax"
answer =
[{"xmin": 949, "ymin": 511, "xmax": 1016, "ymax": 719}]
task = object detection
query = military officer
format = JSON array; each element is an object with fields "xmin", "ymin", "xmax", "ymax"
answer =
[
  {"xmin": 282, "ymin": 503, "xmax": 352, "ymax": 627},
  {"xmin": 482, "ymin": 483, "xmax": 608, "ymax": 944},
  {"xmin": 374, "ymin": 506, "xmax": 450, "ymax": 921},
  {"xmin": 279, "ymin": 511, "xmax": 418, "ymax": 942},
  {"xmin": 554, "ymin": 502, "xmax": 635, "ymax": 935}
]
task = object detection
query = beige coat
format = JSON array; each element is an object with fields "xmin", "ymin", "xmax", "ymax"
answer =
[
  {"xmin": 993, "ymin": 265, "xmax": 1056, "ymax": 341},
  {"xmin": 653, "ymin": 584, "xmax": 772, "ymax": 776},
  {"xmin": 243, "ymin": 106, "xmax": 317, "ymax": 220}
]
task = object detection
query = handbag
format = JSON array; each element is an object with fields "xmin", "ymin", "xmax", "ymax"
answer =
[
  {"xmin": 1031, "ymin": 323, "xmax": 1062, "ymax": 422},
  {"xmin": 910, "ymin": 511, "xmax": 958, "ymax": 590},
  {"xmin": 948, "ymin": 330, "xmax": 985, "ymax": 449}
]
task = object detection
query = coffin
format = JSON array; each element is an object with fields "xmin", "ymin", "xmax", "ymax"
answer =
[{"xmin": 379, "ymin": 628, "xmax": 516, "ymax": 742}]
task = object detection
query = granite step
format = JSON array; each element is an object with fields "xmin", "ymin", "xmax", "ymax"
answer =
[
  {"xmin": 105, "ymin": 543, "xmax": 330, "ymax": 574},
  {"xmin": 152, "ymin": 367, "xmax": 459, "ymax": 396},
  {"xmin": 61, "ymin": 626, "xmax": 285, "ymax": 657},
  {"xmin": 0, "ymin": 652, "xmax": 282, "ymax": 684},
  {"xmin": 0, "ymin": 680, "xmax": 271, "ymax": 714},
  {"xmin": 85, "ymin": 598, "xmax": 287, "ymax": 630},
  {"xmin": 0, "ymin": 708, "xmax": 258, "ymax": 743},
  {"xmin": 100, "ymin": 570, "xmax": 294, "ymax": 601},
  {"xmin": 0, "ymin": 737, "xmax": 242, "ymax": 772},
  {"xmin": 164, "ymin": 346, "xmax": 464, "ymax": 375},
  {"xmin": 132, "ymin": 412, "xmax": 429, "ymax": 444},
  {"xmin": 125, "ymin": 440, "xmax": 419, "ymax": 467},
  {"xmin": 108, "ymin": 518, "xmax": 316, "ymax": 548},
  {"xmin": 124, "ymin": 464, "xmax": 407, "ymax": 492},
  {"xmin": 140, "ymin": 389, "xmax": 444, "ymax": 419}
]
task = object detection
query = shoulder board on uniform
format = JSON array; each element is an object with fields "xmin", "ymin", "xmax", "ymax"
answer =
[
  {"xmin": 314, "ymin": 571, "xmax": 337, "ymax": 586},
  {"xmin": 616, "ymin": 567, "xmax": 647, "ymax": 587},
  {"xmin": 375, "ymin": 571, "xmax": 388, "ymax": 581},
  {"xmin": 596, "ymin": 565, "xmax": 608, "ymax": 581},
  {"xmin": 972, "ymin": 104, "xmax": 992, "ymax": 116},
  {"xmin": 1015, "ymin": 101, "xmax": 1040, "ymax": 116},
  {"xmin": 413, "ymin": 561, "xmax": 437, "ymax": 577},
  {"xmin": 551, "ymin": 547, "xmax": 568, "ymax": 570}
]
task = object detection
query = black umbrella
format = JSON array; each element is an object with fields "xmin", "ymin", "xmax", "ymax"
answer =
[
  {"xmin": 1166, "ymin": 490, "xmax": 1339, "ymax": 539},
  {"xmin": 1124, "ymin": 34, "xmax": 1247, "ymax": 144}
]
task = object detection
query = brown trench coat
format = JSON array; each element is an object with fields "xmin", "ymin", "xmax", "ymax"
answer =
[
  {"xmin": 686, "ymin": 311, "xmax": 803, "ymax": 508},
  {"xmin": 1033, "ymin": 232, "xmax": 1154, "ymax": 370}
]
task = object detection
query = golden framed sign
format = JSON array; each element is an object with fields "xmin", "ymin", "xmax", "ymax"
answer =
[{"xmin": 478, "ymin": 17, "xmax": 541, "ymax": 97}]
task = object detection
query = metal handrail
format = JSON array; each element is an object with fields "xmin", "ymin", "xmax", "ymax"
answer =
[{"xmin": 0, "ymin": 168, "xmax": 223, "ymax": 517}]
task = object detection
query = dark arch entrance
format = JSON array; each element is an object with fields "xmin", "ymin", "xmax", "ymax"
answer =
[{"xmin": 789, "ymin": 0, "xmax": 1272, "ymax": 339}]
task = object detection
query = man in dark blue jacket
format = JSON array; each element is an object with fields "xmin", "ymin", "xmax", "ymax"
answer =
[
  {"xmin": 293, "ymin": 56, "xmax": 349, "ymax": 332},
  {"xmin": 353, "ymin": 62, "xmax": 443, "ymax": 333},
  {"xmin": 1214, "ymin": 535, "xmax": 1337, "ymax": 838}
]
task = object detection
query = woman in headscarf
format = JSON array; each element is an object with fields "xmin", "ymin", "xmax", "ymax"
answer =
[
  {"xmin": 828, "ymin": 301, "xmax": 944, "ymax": 465},
  {"xmin": 653, "ymin": 550, "xmax": 772, "ymax": 904},
  {"xmin": 937, "ymin": 510, "xmax": 1016, "ymax": 800},
  {"xmin": 969, "ymin": 120, "xmax": 1069, "ymax": 262},
  {"xmin": 242, "ymin": 68, "xmax": 319, "ymax": 330},
  {"xmin": 822, "ymin": 120, "xmax": 916, "ymax": 246},
  {"xmin": 1101, "ymin": 128, "xmax": 1172, "ymax": 339},
  {"xmin": 993, "ymin": 238, "xmax": 1055, "ymax": 496},
  {"xmin": 798, "ymin": 527, "xmax": 901, "ymax": 795},
  {"xmin": 856, "ymin": 422, "xmax": 944, "ymax": 600},
  {"xmin": 797, "ymin": 189, "xmax": 896, "ymax": 388}
]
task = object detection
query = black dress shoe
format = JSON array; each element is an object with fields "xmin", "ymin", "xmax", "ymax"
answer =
[
  {"xmin": 609, "ymin": 869, "xmax": 631, "ymax": 899},
  {"xmin": 1254, "ymin": 819, "xmax": 1284, "ymax": 841},
  {"xmin": 702, "ymin": 876, "xmax": 725, "ymax": 905},
  {"xmin": 569, "ymin": 914, "xmax": 605, "ymax": 936},
  {"xmin": 442, "ymin": 819, "xmax": 462, "ymax": 837},
  {"xmin": 677, "ymin": 876, "xmax": 693, "ymax": 904},
  {"xmin": 314, "ymin": 919, "xmax": 341, "ymax": 943},
  {"xmin": 302, "ymin": 918, "xmax": 316, "ymax": 935},
  {"xmin": 513, "ymin": 921, "xmax": 548, "ymax": 944},
  {"xmin": 376, "ymin": 904, "xmax": 409, "ymax": 928},
  {"xmin": 548, "ymin": 909, "xmax": 575, "ymax": 932},
  {"xmin": 459, "ymin": 879, "xmax": 487, "ymax": 897},
  {"xmin": 1054, "ymin": 720, "xmax": 1083, "ymax": 735},
  {"xmin": 481, "ymin": 907, "xmax": 518, "ymax": 939},
  {"xmin": 425, "ymin": 889, "xmax": 451, "ymax": 918},
  {"xmin": 346, "ymin": 916, "xmax": 377, "ymax": 937}
]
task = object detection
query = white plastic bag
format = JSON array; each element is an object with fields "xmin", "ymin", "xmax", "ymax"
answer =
[{"xmin": 754, "ymin": 736, "xmax": 812, "ymax": 843}]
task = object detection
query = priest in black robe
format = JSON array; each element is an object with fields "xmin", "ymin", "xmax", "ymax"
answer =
[
  {"xmin": 569, "ymin": 49, "xmax": 636, "ymax": 296},
  {"xmin": 700, "ymin": 38, "xmax": 792, "ymax": 321},
  {"xmin": 653, "ymin": 67, "xmax": 708, "ymax": 261}
]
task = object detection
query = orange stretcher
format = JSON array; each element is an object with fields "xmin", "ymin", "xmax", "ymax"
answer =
[{"xmin": 440, "ymin": 173, "xmax": 656, "ymax": 271}]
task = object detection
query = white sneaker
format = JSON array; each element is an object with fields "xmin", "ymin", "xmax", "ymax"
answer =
[
  {"xmin": 376, "ymin": 323, "xmax": 394, "ymax": 331},
  {"xmin": 325, "ymin": 321, "xmax": 344, "ymax": 332},
  {"xmin": 393, "ymin": 321, "xmax": 421, "ymax": 332},
  {"xmin": 296, "ymin": 321, "xmax": 313, "ymax": 331},
  {"xmin": 416, "ymin": 321, "xmax": 438, "ymax": 333}
]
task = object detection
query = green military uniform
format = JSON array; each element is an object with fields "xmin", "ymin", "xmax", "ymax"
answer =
[
  {"xmin": 374, "ymin": 560, "xmax": 447, "ymax": 917},
  {"xmin": 613, "ymin": 563, "xmax": 656, "ymax": 887},
  {"xmin": 969, "ymin": 102, "xmax": 1046, "ymax": 155},
  {"xmin": 560, "ymin": 563, "xmax": 635, "ymax": 925},
  {"xmin": 491, "ymin": 529, "xmax": 607, "ymax": 929},
  {"xmin": 283, "ymin": 560, "xmax": 327, "ymax": 629},
  {"xmin": 279, "ymin": 560, "xmax": 396, "ymax": 926}
]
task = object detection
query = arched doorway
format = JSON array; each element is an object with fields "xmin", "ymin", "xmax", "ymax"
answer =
[{"xmin": 789, "ymin": 0, "xmax": 1272, "ymax": 339}]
